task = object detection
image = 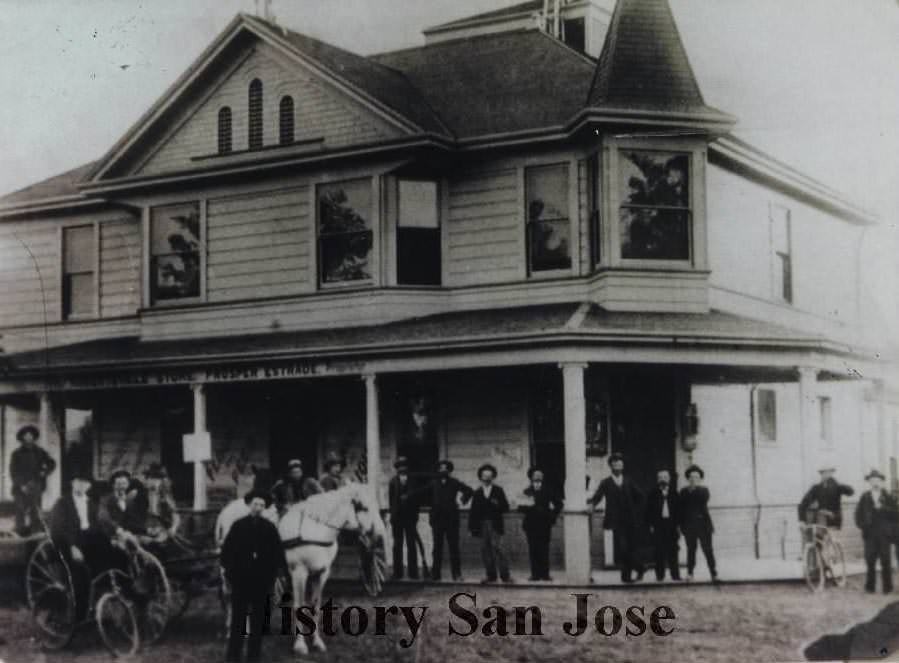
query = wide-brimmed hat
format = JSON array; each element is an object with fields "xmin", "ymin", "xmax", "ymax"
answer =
[
  {"xmin": 527, "ymin": 467, "xmax": 544, "ymax": 480},
  {"xmin": 70, "ymin": 466, "xmax": 94, "ymax": 483},
  {"xmin": 477, "ymin": 463, "xmax": 498, "ymax": 480},
  {"xmin": 323, "ymin": 452, "xmax": 345, "ymax": 471},
  {"xmin": 16, "ymin": 424, "xmax": 39, "ymax": 443},
  {"xmin": 144, "ymin": 463, "xmax": 168, "ymax": 480},
  {"xmin": 437, "ymin": 459, "xmax": 454, "ymax": 473},
  {"xmin": 394, "ymin": 456, "xmax": 410, "ymax": 470},
  {"xmin": 286, "ymin": 459, "xmax": 303, "ymax": 471},
  {"xmin": 818, "ymin": 466, "xmax": 836, "ymax": 474},
  {"xmin": 866, "ymin": 469, "xmax": 886, "ymax": 481},
  {"xmin": 109, "ymin": 469, "xmax": 132, "ymax": 483},
  {"xmin": 608, "ymin": 452, "xmax": 624, "ymax": 466},
  {"xmin": 684, "ymin": 464, "xmax": 705, "ymax": 479},
  {"xmin": 243, "ymin": 489, "xmax": 273, "ymax": 507}
]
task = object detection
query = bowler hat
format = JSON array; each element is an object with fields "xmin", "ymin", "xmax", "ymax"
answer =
[
  {"xmin": 323, "ymin": 452, "xmax": 345, "ymax": 471},
  {"xmin": 477, "ymin": 463, "xmax": 498, "ymax": 480},
  {"xmin": 70, "ymin": 466, "xmax": 93, "ymax": 483},
  {"xmin": 527, "ymin": 467, "xmax": 544, "ymax": 480},
  {"xmin": 684, "ymin": 464, "xmax": 705, "ymax": 479},
  {"xmin": 243, "ymin": 489, "xmax": 273, "ymax": 507},
  {"xmin": 865, "ymin": 469, "xmax": 886, "ymax": 481},
  {"xmin": 144, "ymin": 463, "xmax": 167, "ymax": 480},
  {"xmin": 16, "ymin": 424, "xmax": 39, "ymax": 443},
  {"xmin": 394, "ymin": 456, "xmax": 409, "ymax": 470},
  {"xmin": 109, "ymin": 469, "xmax": 132, "ymax": 482},
  {"xmin": 608, "ymin": 452, "xmax": 624, "ymax": 466},
  {"xmin": 286, "ymin": 459, "xmax": 303, "ymax": 471},
  {"xmin": 437, "ymin": 459, "xmax": 454, "ymax": 473}
]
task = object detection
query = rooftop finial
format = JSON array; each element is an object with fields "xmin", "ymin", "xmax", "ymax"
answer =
[{"xmin": 254, "ymin": 0, "xmax": 274, "ymax": 22}]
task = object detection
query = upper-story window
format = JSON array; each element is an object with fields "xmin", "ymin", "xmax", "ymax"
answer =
[
  {"xmin": 150, "ymin": 202, "xmax": 201, "ymax": 303},
  {"xmin": 217, "ymin": 107, "xmax": 232, "ymax": 155},
  {"xmin": 248, "ymin": 79, "xmax": 263, "ymax": 150},
  {"xmin": 526, "ymin": 164, "xmax": 571, "ymax": 274},
  {"xmin": 279, "ymin": 96, "xmax": 295, "ymax": 145},
  {"xmin": 397, "ymin": 179, "xmax": 440, "ymax": 286},
  {"xmin": 818, "ymin": 396, "xmax": 833, "ymax": 449},
  {"xmin": 318, "ymin": 179, "xmax": 373, "ymax": 285},
  {"xmin": 619, "ymin": 150, "xmax": 690, "ymax": 260},
  {"xmin": 770, "ymin": 203, "xmax": 792, "ymax": 303},
  {"xmin": 62, "ymin": 225, "xmax": 95, "ymax": 319}
]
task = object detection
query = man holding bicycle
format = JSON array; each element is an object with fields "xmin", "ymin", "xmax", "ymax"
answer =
[{"xmin": 798, "ymin": 466, "xmax": 855, "ymax": 534}]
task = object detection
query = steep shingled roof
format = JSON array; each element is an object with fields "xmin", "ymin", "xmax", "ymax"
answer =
[{"xmin": 0, "ymin": 160, "xmax": 98, "ymax": 207}]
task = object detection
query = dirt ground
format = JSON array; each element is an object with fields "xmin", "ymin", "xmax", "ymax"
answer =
[{"xmin": 0, "ymin": 573, "xmax": 895, "ymax": 663}]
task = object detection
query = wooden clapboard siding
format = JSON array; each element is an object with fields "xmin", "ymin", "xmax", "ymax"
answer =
[
  {"xmin": 100, "ymin": 218, "xmax": 141, "ymax": 318},
  {"xmin": 138, "ymin": 43, "xmax": 402, "ymax": 177},
  {"xmin": 0, "ymin": 221, "xmax": 60, "ymax": 327},
  {"xmin": 206, "ymin": 185, "xmax": 311, "ymax": 302},
  {"xmin": 445, "ymin": 167, "xmax": 522, "ymax": 286}
]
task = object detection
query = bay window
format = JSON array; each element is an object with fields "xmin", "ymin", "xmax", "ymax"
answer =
[
  {"xmin": 619, "ymin": 150, "xmax": 691, "ymax": 260},
  {"xmin": 397, "ymin": 179, "xmax": 440, "ymax": 285},
  {"xmin": 150, "ymin": 202, "xmax": 201, "ymax": 303},
  {"xmin": 317, "ymin": 179, "xmax": 373, "ymax": 285},
  {"xmin": 526, "ymin": 163, "xmax": 571, "ymax": 273}
]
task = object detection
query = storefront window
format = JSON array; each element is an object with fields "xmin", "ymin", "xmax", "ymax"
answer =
[
  {"xmin": 318, "ymin": 179, "xmax": 373, "ymax": 284},
  {"xmin": 397, "ymin": 179, "xmax": 440, "ymax": 286},
  {"xmin": 619, "ymin": 150, "xmax": 690, "ymax": 260},
  {"xmin": 150, "ymin": 202, "xmax": 201, "ymax": 303},
  {"xmin": 526, "ymin": 164, "xmax": 571, "ymax": 273}
]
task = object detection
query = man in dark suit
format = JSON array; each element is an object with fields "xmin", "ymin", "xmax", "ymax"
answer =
[
  {"xmin": 855, "ymin": 469, "xmax": 897, "ymax": 594},
  {"xmin": 10, "ymin": 424, "xmax": 56, "ymax": 535},
  {"xmin": 678, "ymin": 464, "xmax": 717, "ymax": 582},
  {"xmin": 97, "ymin": 469, "xmax": 144, "ymax": 540},
  {"xmin": 427, "ymin": 459, "xmax": 473, "ymax": 581},
  {"xmin": 272, "ymin": 459, "xmax": 322, "ymax": 516},
  {"xmin": 646, "ymin": 468, "xmax": 681, "ymax": 581},
  {"xmin": 588, "ymin": 452, "xmax": 645, "ymax": 583},
  {"xmin": 468, "ymin": 463, "xmax": 512, "ymax": 584},
  {"xmin": 518, "ymin": 467, "xmax": 563, "ymax": 581},
  {"xmin": 799, "ymin": 466, "xmax": 855, "ymax": 529},
  {"xmin": 220, "ymin": 489, "xmax": 287, "ymax": 663},
  {"xmin": 388, "ymin": 457, "xmax": 420, "ymax": 580}
]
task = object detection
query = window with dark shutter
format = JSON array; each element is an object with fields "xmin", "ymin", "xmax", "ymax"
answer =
[
  {"xmin": 397, "ymin": 179, "xmax": 440, "ymax": 285},
  {"xmin": 248, "ymin": 79, "xmax": 263, "ymax": 150}
]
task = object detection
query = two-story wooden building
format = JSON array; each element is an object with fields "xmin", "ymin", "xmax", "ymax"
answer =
[{"xmin": 0, "ymin": 0, "xmax": 893, "ymax": 582}]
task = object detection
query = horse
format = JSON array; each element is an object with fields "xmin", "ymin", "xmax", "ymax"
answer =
[{"xmin": 278, "ymin": 482, "xmax": 386, "ymax": 655}]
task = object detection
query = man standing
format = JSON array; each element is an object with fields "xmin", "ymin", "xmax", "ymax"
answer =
[
  {"xmin": 855, "ymin": 469, "xmax": 897, "ymax": 594},
  {"xmin": 647, "ymin": 468, "xmax": 681, "ymax": 581},
  {"xmin": 588, "ymin": 452, "xmax": 645, "ymax": 583},
  {"xmin": 272, "ymin": 459, "xmax": 321, "ymax": 516},
  {"xmin": 427, "ymin": 459, "xmax": 473, "ymax": 581},
  {"xmin": 468, "ymin": 463, "xmax": 513, "ymax": 584},
  {"xmin": 318, "ymin": 452, "xmax": 347, "ymax": 492},
  {"xmin": 388, "ymin": 457, "xmax": 420, "ymax": 580},
  {"xmin": 518, "ymin": 467, "xmax": 562, "ymax": 581},
  {"xmin": 678, "ymin": 464, "xmax": 718, "ymax": 582},
  {"xmin": 799, "ymin": 466, "xmax": 855, "ymax": 529},
  {"xmin": 220, "ymin": 489, "xmax": 287, "ymax": 663},
  {"xmin": 10, "ymin": 424, "xmax": 56, "ymax": 535}
]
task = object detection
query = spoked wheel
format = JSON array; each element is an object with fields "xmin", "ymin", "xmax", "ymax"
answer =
[
  {"xmin": 804, "ymin": 544, "xmax": 825, "ymax": 593},
  {"xmin": 127, "ymin": 546, "xmax": 171, "ymax": 646},
  {"xmin": 821, "ymin": 538, "xmax": 847, "ymax": 588},
  {"xmin": 359, "ymin": 537, "xmax": 387, "ymax": 597},
  {"xmin": 32, "ymin": 585, "xmax": 77, "ymax": 650},
  {"xmin": 26, "ymin": 539, "xmax": 72, "ymax": 611},
  {"xmin": 96, "ymin": 591, "xmax": 140, "ymax": 658}
]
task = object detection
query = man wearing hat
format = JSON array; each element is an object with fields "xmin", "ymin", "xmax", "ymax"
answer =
[
  {"xmin": 855, "ymin": 469, "xmax": 897, "ymax": 593},
  {"xmin": 678, "ymin": 464, "xmax": 717, "ymax": 582},
  {"xmin": 272, "ymin": 459, "xmax": 322, "ymax": 516},
  {"xmin": 468, "ymin": 463, "xmax": 512, "ymax": 583},
  {"xmin": 97, "ymin": 469, "xmax": 144, "ymax": 541},
  {"xmin": 319, "ymin": 452, "xmax": 347, "ymax": 492},
  {"xmin": 646, "ymin": 468, "xmax": 681, "ymax": 582},
  {"xmin": 10, "ymin": 424, "xmax": 56, "ymax": 535},
  {"xmin": 426, "ymin": 459, "xmax": 474, "ymax": 581},
  {"xmin": 388, "ymin": 457, "xmax": 420, "ymax": 579},
  {"xmin": 798, "ymin": 466, "xmax": 855, "ymax": 530},
  {"xmin": 140, "ymin": 463, "xmax": 180, "ymax": 545},
  {"xmin": 587, "ymin": 452, "xmax": 646, "ymax": 583},
  {"xmin": 518, "ymin": 467, "xmax": 563, "ymax": 581},
  {"xmin": 221, "ymin": 489, "xmax": 288, "ymax": 662}
]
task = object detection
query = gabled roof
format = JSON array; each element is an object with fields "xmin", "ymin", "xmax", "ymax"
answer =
[
  {"xmin": 0, "ymin": 160, "xmax": 98, "ymax": 207},
  {"xmin": 587, "ymin": 0, "xmax": 727, "ymax": 117}
]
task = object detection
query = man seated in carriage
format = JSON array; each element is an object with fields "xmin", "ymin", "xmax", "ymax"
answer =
[
  {"xmin": 130, "ymin": 463, "xmax": 181, "ymax": 550},
  {"xmin": 97, "ymin": 469, "xmax": 146, "ymax": 550},
  {"xmin": 271, "ymin": 459, "xmax": 322, "ymax": 517}
]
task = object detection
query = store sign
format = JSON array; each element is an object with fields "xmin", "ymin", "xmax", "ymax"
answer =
[{"xmin": 183, "ymin": 431, "xmax": 212, "ymax": 463}]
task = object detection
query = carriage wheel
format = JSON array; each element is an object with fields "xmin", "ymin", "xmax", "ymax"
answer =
[
  {"xmin": 359, "ymin": 540, "xmax": 387, "ymax": 598},
  {"xmin": 96, "ymin": 591, "xmax": 140, "ymax": 657},
  {"xmin": 803, "ymin": 544, "xmax": 825, "ymax": 592},
  {"xmin": 128, "ymin": 546, "xmax": 172, "ymax": 645},
  {"xmin": 821, "ymin": 538, "xmax": 846, "ymax": 588},
  {"xmin": 26, "ymin": 539, "xmax": 73, "ymax": 611},
  {"xmin": 32, "ymin": 585, "xmax": 77, "ymax": 650}
]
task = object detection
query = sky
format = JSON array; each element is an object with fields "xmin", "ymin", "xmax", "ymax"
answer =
[{"xmin": 0, "ymin": 0, "xmax": 896, "ymax": 335}]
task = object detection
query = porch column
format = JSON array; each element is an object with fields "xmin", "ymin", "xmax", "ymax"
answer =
[
  {"xmin": 561, "ymin": 362, "xmax": 591, "ymax": 584},
  {"xmin": 191, "ymin": 384, "xmax": 208, "ymax": 511},
  {"xmin": 797, "ymin": 367, "xmax": 818, "ymax": 487},
  {"xmin": 39, "ymin": 392, "xmax": 62, "ymax": 509},
  {"xmin": 363, "ymin": 374, "xmax": 381, "ymax": 506}
]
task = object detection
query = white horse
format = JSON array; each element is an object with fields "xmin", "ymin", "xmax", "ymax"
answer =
[{"xmin": 279, "ymin": 483, "xmax": 386, "ymax": 655}]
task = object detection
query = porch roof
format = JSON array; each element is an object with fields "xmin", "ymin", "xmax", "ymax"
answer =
[{"xmin": 0, "ymin": 304, "xmax": 861, "ymax": 378}]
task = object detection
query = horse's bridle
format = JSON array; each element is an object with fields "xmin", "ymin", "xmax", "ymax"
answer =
[{"xmin": 281, "ymin": 495, "xmax": 374, "ymax": 551}]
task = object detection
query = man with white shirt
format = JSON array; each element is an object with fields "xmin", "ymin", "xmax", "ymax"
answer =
[
  {"xmin": 856, "ymin": 469, "xmax": 898, "ymax": 593},
  {"xmin": 646, "ymin": 469, "xmax": 681, "ymax": 581}
]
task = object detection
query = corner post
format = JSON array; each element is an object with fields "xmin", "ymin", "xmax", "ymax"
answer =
[
  {"xmin": 797, "ymin": 367, "xmax": 818, "ymax": 487},
  {"xmin": 191, "ymin": 383, "xmax": 208, "ymax": 512},
  {"xmin": 561, "ymin": 362, "xmax": 591, "ymax": 583},
  {"xmin": 363, "ymin": 373, "xmax": 381, "ymax": 506},
  {"xmin": 39, "ymin": 392, "xmax": 62, "ymax": 509}
]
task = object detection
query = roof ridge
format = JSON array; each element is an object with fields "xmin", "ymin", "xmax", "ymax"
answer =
[{"xmin": 370, "ymin": 27, "xmax": 536, "ymax": 59}]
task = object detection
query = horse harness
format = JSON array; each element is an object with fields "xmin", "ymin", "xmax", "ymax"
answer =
[{"xmin": 281, "ymin": 495, "xmax": 369, "ymax": 551}]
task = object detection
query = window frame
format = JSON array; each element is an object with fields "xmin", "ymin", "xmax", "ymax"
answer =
[
  {"xmin": 217, "ymin": 106, "xmax": 232, "ymax": 155},
  {"xmin": 248, "ymin": 78, "xmax": 263, "ymax": 151},
  {"xmin": 523, "ymin": 161, "xmax": 577, "ymax": 278},
  {"xmin": 315, "ymin": 176, "xmax": 378, "ymax": 290},
  {"xmin": 279, "ymin": 95, "xmax": 295, "ymax": 146},
  {"xmin": 58, "ymin": 221, "xmax": 99, "ymax": 321},
  {"xmin": 143, "ymin": 199, "xmax": 207, "ymax": 308},
  {"xmin": 818, "ymin": 395, "xmax": 833, "ymax": 449},
  {"xmin": 395, "ymin": 177, "xmax": 442, "ymax": 287},
  {"xmin": 755, "ymin": 387, "xmax": 778, "ymax": 446},
  {"xmin": 769, "ymin": 203, "xmax": 793, "ymax": 304}
]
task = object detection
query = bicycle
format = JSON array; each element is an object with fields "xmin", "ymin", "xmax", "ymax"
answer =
[{"xmin": 799, "ymin": 509, "xmax": 846, "ymax": 592}]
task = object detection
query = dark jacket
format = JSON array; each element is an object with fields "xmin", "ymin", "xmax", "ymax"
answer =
[
  {"xmin": 646, "ymin": 485, "xmax": 680, "ymax": 530},
  {"xmin": 220, "ymin": 513, "xmax": 287, "ymax": 589},
  {"xmin": 588, "ymin": 475, "xmax": 644, "ymax": 530},
  {"xmin": 798, "ymin": 478, "xmax": 855, "ymax": 528},
  {"xmin": 50, "ymin": 493, "xmax": 99, "ymax": 550},
  {"xmin": 678, "ymin": 485, "xmax": 714, "ymax": 536},
  {"xmin": 272, "ymin": 476, "xmax": 322, "ymax": 512},
  {"xmin": 855, "ymin": 490, "xmax": 898, "ymax": 540},
  {"xmin": 97, "ymin": 492, "xmax": 145, "ymax": 538},
  {"xmin": 10, "ymin": 444, "xmax": 56, "ymax": 493},
  {"xmin": 428, "ymin": 477, "xmax": 474, "ymax": 524},
  {"xmin": 388, "ymin": 475, "xmax": 420, "ymax": 524},
  {"xmin": 518, "ymin": 486, "xmax": 562, "ymax": 533},
  {"xmin": 468, "ymin": 485, "xmax": 509, "ymax": 536}
]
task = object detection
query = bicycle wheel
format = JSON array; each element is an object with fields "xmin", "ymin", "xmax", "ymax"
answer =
[
  {"xmin": 31, "ymin": 585, "xmax": 77, "ymax": 650},
  {"xmin": 96, "ymin": 591, "xmax": 140, "ymax": 657},
  {"xmin": 803, "ymin": 544, "xmax": 825, "ymax": 592},
  {"xmin": 128, "ymin": 546, "xmax": 171, "ymax": 646},
  {"xmin": 821, "ymin": 538, "xmax": 846, "ymax": 588}
]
